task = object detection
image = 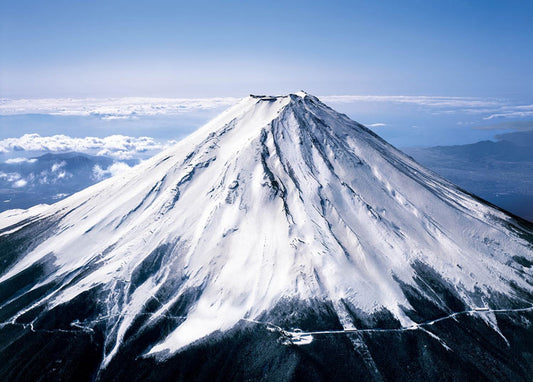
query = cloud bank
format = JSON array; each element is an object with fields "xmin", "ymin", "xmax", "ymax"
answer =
[
  {"xmin": 321, "ymin": 95, "xmax": 533, "ymax": 123},
  {"xmin": 0, "ymin": 134, "xmax": 173, "ymax": 159},
  {"xmin": 1, "ymin": 95, "xmax": 531, "ymax": 123},
  {"xmin": 0, "ymin": 97, "xmax": 239, "ymax": 118},
  {"xmin": 1, "ymin": 95, "xmax": 527, "ymax": 119},
  {"xmin": 321, "ymin": 95, "xmax": 504, "ymax": 109}
]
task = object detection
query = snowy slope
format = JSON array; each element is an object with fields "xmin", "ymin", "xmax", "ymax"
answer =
[{"xmin": 0, "ymin": 92, "xmax": 531, "ymax": 369}]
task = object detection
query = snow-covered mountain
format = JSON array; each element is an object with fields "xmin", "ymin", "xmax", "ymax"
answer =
[{"xmin": 0, "ymin": 92, "xmax": 532, "ymax": 381}]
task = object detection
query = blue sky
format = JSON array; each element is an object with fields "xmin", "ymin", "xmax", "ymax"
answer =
[
  {"xmin": 0, "ymin": 1, "xmax": 532, "ymax": 149},
  {"xmin": 2, "ymin": 0, "xmax": 532, "ymax": 98}
]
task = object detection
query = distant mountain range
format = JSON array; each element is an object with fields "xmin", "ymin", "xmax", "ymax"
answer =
[
  {"xmin": 0, "ymin": 152, "xmax": 137, "ymax": 212},
  {"xmin": 405, "ymin": 130, "xmax": 533, "ymax": 222}
]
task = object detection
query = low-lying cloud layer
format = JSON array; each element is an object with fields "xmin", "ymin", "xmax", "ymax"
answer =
[
  {"xmin": 1, "ymin": 95, "xmax": 531, "ymax": 121},
  {"xmin": 322, "ymin": 95, "xmax": 533, "ymax": 120},
  {"xmin": 0, "ymin": 97, "xmax": 239, "ymax": 118},
  {"xmin": 0, "ymin": 134, "xmax": 173, "ymax": 159},
  {"xmin": 321, "ymin": 95, "xmax": 504, "ymax": 109}
]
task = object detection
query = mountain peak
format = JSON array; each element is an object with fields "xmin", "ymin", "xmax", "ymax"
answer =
[{"xmin": 249, "ymin": 90, "xmax": 310, "ymax": 100}]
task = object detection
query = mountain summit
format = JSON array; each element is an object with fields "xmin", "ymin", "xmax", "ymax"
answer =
[{"xmin": 1, "ymin": 92, "xmax": 532, "ymax": 381}]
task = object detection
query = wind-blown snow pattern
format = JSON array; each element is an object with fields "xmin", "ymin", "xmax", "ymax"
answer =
[{"xmin": 0, "ymin": 92, "xmax": 532, "ymax": 376}]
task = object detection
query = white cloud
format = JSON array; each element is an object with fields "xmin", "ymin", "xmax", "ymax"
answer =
[
  {"xmin": 51, "ymin": 161, "xmax": 66, "ymax": 172},
  {"xmin": 0, "ymin": 134, "xmax": 172, "ymax": 159},
  {"xmin": 322, "ymin": 95, "xmax": 533, "ymax": 121},
  {"xmin": 0, "ymin": 171, "xmax": 22, "ymax": 182},
  {"xmin": 367, "ymin": 123, "xmax": 387, "ymax": 127},
  {"xmin": 52, "ymin": 193, "xmax": 69, "ymax": 200},
  {"xmin": 0, "ymin": 97, "xmax": 239, "ymax": 118},
  {"xmin": 321, "ymin": 95, "xmax": 504, "ymax": 109},
  {"xmin": 56, "ymin": 171, "xmax": 68, "ymax": 179},
  {"xmin": 0, "ymin": 171, "xmax": 28, "ymax": 188},
  {"xmin": 93, "ymin": 162, "xmax": 133, "ymax": 181},
  {"xmin": 483, "ymin": 105, "xmax": 533, "ymax": 120},
  {"xmin": 12, "ymin": 179, "xmax": 27, "ymax": 188},
  {"xmin": 4, "ymin": 157, "xmax": 38, "ymax": 164}
]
